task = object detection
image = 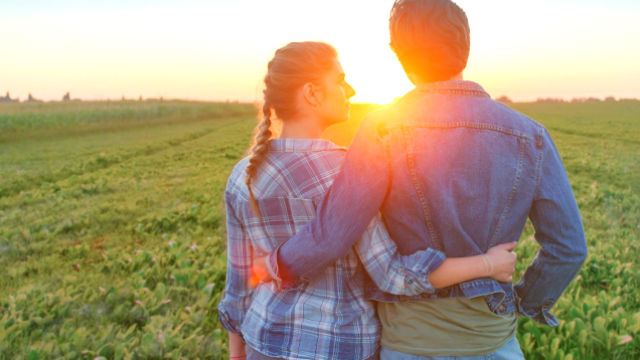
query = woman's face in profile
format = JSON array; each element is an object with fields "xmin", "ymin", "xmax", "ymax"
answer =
[{"xmin": 315, "ymin": 58, "xmax": 356, "ymax": 127}]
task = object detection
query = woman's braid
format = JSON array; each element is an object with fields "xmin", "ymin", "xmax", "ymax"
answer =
[{"xmin": 245, "ymin": 99, "xmax": 273, "ymax": 217}]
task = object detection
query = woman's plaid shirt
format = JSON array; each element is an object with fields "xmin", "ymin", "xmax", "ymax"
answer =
[{"xmin": 218, "ymin": 138, "xmax": 445, "ymax": 360}]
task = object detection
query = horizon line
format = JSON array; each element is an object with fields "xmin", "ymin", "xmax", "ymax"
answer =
[{"xmin": 2, "ymin": 95, "xmax": 639, "ymax": 106}]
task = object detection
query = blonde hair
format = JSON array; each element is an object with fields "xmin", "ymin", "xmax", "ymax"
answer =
[{"xmin": 245, "ymin": 41, "xmax": 338, "ymax": 216}]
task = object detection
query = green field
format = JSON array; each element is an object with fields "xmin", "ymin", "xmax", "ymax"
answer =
[{"xmin": 1, "ymin": 100, "xmax": 638, "ymax": 359}]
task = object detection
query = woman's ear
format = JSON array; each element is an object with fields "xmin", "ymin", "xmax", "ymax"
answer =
[{"xmin": 302, "ymin": 82, "xmax": 323, "ymax": 108}]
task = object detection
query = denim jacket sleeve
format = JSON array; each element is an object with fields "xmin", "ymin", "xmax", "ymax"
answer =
[
  {"xmin": 270, "ymin": 113, "xmax": 402, "ymax": 286},
  {"xmin": 355, "ymin": 213, "xmax": 445, "ymax": 295},
  {"xmin": 515, "ymin": 129, "xmax": 588, "ymax": 326},
  {"xmin": 217, "ymin": 191, "xmax": 254, "ymax": 336}
]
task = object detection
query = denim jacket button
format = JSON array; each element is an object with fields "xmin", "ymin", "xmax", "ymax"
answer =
[{"xmin": 499, "ymin": 305, "xmax": 506, "ymax": 312}]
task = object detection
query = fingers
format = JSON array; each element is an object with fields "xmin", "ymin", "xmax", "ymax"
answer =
[
  {"xmin": 497, "ymin": 274, "xmax": 513, "ymax": 283},
  {"xmin": 487, "ymin": 241, "xmax": 518, "ymax": 253},
  {"xmin": 501, "ymin": 241, "xmax": 518, "ymax": 251}
]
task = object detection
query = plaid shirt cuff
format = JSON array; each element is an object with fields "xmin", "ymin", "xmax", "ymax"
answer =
[
  {"xmin": 405, "ymin": 248, "xmax": 446, "ymax": 293},
  {"xmin": 217, "ymin": 307, "xmax": 244, "ymax": 337}
]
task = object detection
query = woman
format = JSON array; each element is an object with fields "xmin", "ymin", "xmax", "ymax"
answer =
[{"xmin": 218, "ymin": 42, "xmax": 517, "ymax": 360}]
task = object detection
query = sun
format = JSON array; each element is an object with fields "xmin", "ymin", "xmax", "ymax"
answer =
[{"xmin": 337, "ymin": 46, "xmax": 414, "ymax": 105}]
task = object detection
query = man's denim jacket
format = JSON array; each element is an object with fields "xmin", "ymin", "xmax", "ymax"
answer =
[{"xmin": 269, "ymin": 80, "xmax": 587, "ymax": 326}]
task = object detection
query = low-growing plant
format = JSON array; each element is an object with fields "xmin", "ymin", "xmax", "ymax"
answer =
[{"xmin": 0, "ymin": 101, "xmax": 638, "ymax": 359}]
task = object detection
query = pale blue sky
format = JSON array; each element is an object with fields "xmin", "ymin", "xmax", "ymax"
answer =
[{"xmin": 2, "ymin": 0, "xmax": 639, "ymax": 102}]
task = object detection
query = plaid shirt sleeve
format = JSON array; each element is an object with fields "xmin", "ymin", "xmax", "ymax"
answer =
[
  {"xmin": 218, "ymin": 190, "xmax": 254, "ymax": 335},
  {"xmin": 354, "ymin": 213, "xmax": 446, "ymax": 295}
]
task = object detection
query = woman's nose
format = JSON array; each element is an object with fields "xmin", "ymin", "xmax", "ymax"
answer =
[{"xmin": 346, "ymin": 82, "xmax": 356, "ymax": 98}]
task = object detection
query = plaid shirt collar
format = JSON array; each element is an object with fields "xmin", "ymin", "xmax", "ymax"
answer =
[{"xmin": 269, "ymin": 138, "xmax": 344, "ymax": 153}]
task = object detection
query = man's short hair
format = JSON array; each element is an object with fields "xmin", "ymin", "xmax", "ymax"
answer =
[{"xmin": 389, "ymin": 0, "xmax": 470, "ymax": 83}]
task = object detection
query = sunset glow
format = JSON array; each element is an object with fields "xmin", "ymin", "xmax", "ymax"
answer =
[{"xmin": 1, "ymin": 0, "xmax": 639, "ymax": 103}]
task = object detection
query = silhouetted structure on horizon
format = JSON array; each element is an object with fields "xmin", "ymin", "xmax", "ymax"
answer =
[
  {"xmin": 62, "ymin": 91, "xmax": 71, "ymax": 101},
  {"xmin": 27, "ymin": 93, "xmax": 42, "ymax": 103},
  {"xmin": 0, "ymin": 91, "xmax": 19, "ymax": 103}
]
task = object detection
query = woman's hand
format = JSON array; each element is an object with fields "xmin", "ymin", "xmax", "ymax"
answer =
[{"xmin": 484, "ymin": 242, "xmax": 518, "ymax": 282}]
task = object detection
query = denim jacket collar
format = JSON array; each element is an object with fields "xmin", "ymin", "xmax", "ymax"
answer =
[{"xmin": 410, "ymin": 80, "xmax": 491, "ymax": 98}]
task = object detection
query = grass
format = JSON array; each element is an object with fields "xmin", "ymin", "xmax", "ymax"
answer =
[
  {"xmin": 0, "ymin": 99, "xmax": 638, "ymax": 359},
  {"xmin": 508, "ymin": 101, "xmax": 640, "ymax": 359}
]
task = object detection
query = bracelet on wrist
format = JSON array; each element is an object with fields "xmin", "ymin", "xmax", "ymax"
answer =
[{"xmin": 481, "ymin": 254, "xmax": 494, "ymax": 276}]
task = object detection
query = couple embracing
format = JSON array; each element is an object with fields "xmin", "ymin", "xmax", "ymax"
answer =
[{"xmin": 218, "ymin": 0, "xmax": 587, "ymax": 359}]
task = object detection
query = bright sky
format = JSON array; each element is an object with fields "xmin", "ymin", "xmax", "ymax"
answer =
[{"xmin": 1, "ymin": 0, "xmax": 639, "ymax": 103}]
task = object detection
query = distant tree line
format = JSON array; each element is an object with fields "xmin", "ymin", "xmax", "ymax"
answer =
[
  {"xmin": 495, "ymin": 95, "xmax": 637, "ymax": 104},
  {"xmin": 0, "ymin": 91, "xmax": 160, "ymax": 103},
  {"xmin": 2, "ymin": 91, "xmax": 637, "ymax": 104}
]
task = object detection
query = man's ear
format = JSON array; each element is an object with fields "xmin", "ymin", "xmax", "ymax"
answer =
[{"xmin": 302, "ymin": 82, "xmax": 323, "ymax": 107}]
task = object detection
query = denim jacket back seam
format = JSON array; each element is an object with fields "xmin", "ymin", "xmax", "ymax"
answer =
[
  {"xmin": 488, "ymin": 137, "xmax": 526, "ymax": 247},
  {"xmin": 401, "ymin": 124, "xmax": 443, "ymax": 251},
  {"xmin": 533, "ymin": 127, "xmax": 546, "ymax": 199}
]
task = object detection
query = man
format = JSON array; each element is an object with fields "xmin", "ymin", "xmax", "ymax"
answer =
[{"xmin": 266, "ymin": 0, "xmax": 587, "ymax": 358}]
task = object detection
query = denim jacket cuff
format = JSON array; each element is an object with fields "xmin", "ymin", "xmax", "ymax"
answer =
[
  {"xmin": 267, "ymin": 243, "xmax": 307, "ymax": 291},
  {"xmin": 515, "ymin": 295, "xmax": 559, "ymax": 327},
  {"xmin": 406, "ymin": 248, "xmax": 447, "ymax": 294}
]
